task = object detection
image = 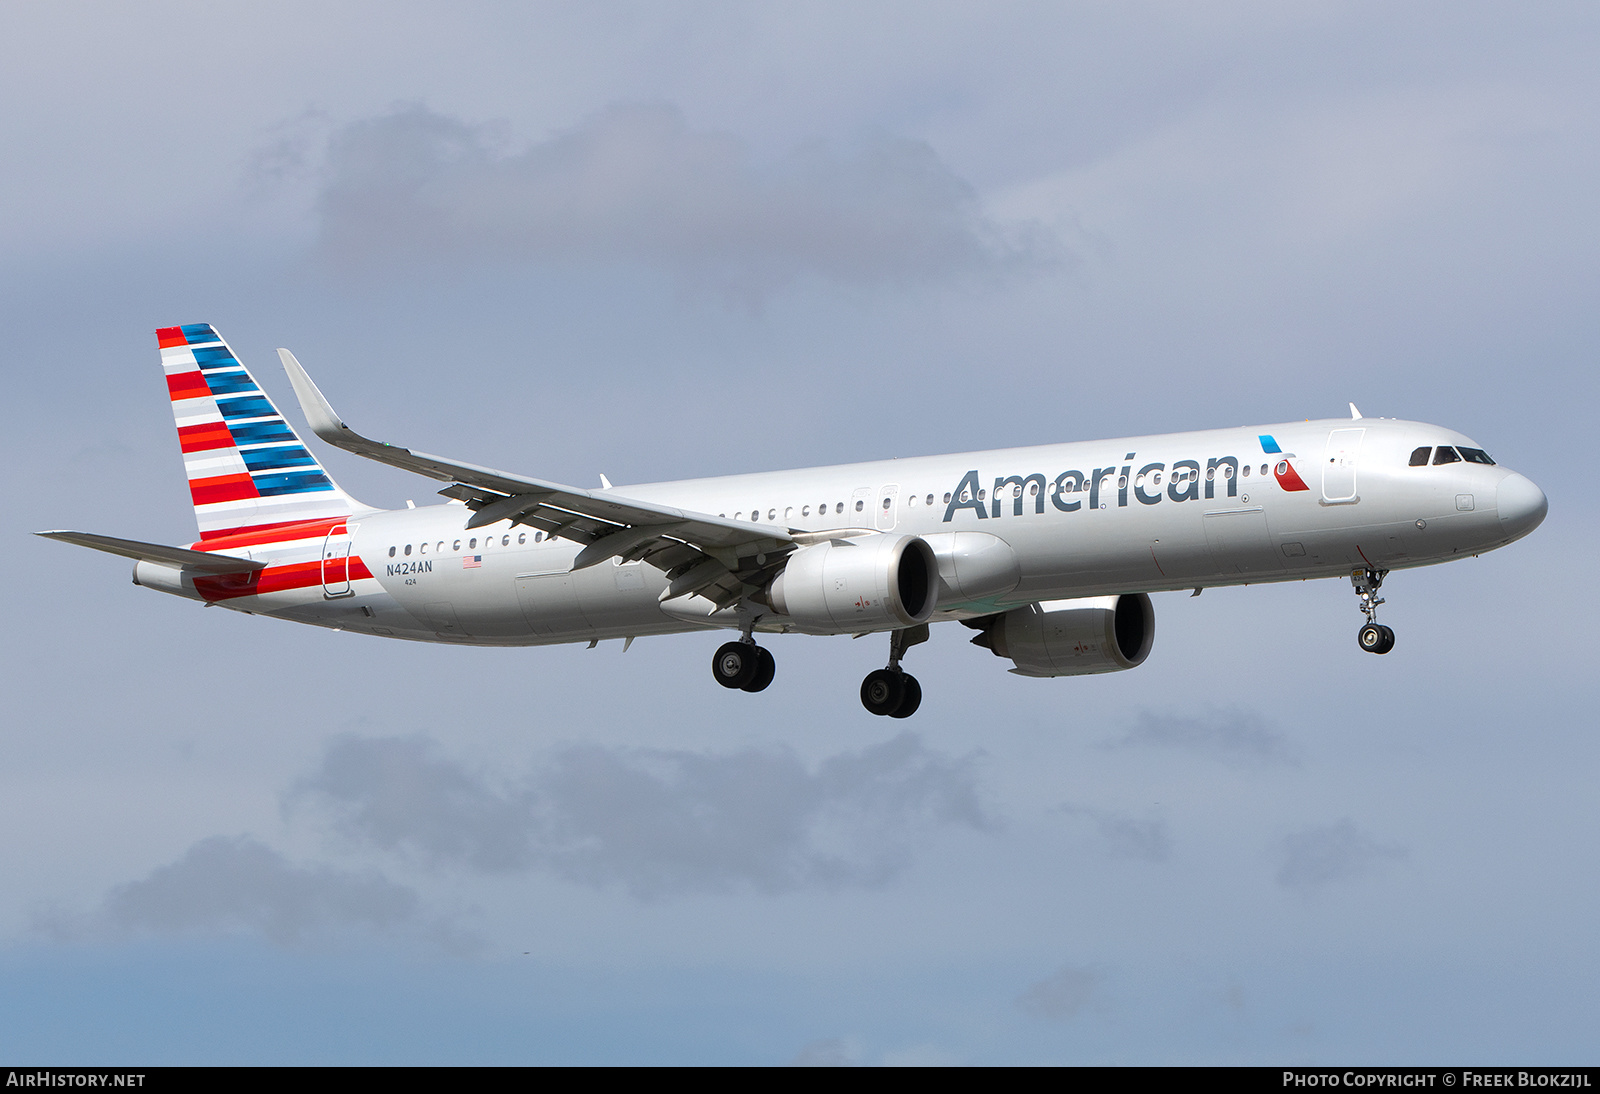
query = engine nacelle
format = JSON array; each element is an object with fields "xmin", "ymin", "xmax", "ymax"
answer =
[
  {"xmin": 768, "ymin": 534, "xmax": 937, "ymax": 632},
  {"xmin": 972, "ymin": 594, "xmax": 1155, "ymax": 677}
]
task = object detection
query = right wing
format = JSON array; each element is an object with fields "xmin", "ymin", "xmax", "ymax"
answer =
[{"xmin": 278, "ymin": 349, "xmax": 802, "ymax": 611}]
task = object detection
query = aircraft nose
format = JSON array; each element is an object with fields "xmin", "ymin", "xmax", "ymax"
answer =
[{"xmin": 1496, "ymin": 472, "xmax": 1548, "ymax": 541}]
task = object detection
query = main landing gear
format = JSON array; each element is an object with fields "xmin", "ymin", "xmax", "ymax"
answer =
[
  {"xmin": 1351, "ymin": 567, "xmax": 1395, "ymax": 655},
  {"xmin": 712, "ymin": 639, "xmax": 775, "ymax": 692},
  {"xmin": 709, "ymin": 623, "xmax": 931, "ymax": 716},
  {"xmin": 860, "ymin": 624, "xmax": 928, "ymax": 719}
]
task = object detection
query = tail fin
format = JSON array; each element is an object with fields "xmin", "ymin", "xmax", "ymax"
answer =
[{"xmin": 158, "ymin": 323, "xmax": 368, "ymax": 541}]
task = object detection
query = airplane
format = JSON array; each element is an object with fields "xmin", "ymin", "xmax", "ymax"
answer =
[{"xmin": 39, "ymin": 324, "xmax": 1548, "ymax": 718}]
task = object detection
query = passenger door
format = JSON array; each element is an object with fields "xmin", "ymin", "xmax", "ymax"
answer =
[{"xmin": 1323, "ymin": 428, "xmax": 1364, "ymax": 504}]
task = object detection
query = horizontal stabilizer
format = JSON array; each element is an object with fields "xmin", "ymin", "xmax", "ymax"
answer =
[{"xmin": 35, "ymin": 531, "xmax": 267, "ymax": 573}]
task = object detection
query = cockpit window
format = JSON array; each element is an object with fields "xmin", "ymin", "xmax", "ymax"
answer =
[
  {"xmin": 1409, "ymin": 446, "xmax": 1432, "ymax": 467},
  {"xmin": 1457, "ymin": 447, "xmax": 1495, "ymax": 465},
  {"xmin": 1433, "ymin": 446, "xmax": 1461, "ymax": 465}
]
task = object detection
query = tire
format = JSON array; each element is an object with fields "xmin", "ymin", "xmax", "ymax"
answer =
[
  {"xmin": 1358, "ymin": 623, "xmax": 1385, "ymax": 653},
  {"xmin": 888, "ymin": 674, "xmax": 922, "ymax": 718},
  {"xmin": 860, "ymin": 669, "xmax": 906, "ymax": 716},
  {"xmin": 713, "ymin": 641, "xmax": 757, "ymax": 689},
  {"xmin": 1374, "ymin": 624, "xmax": 1395, "ymax": 655},
  {"xmin": 742, "ymin": 646, "xmax": 776, "ymax": 692}
]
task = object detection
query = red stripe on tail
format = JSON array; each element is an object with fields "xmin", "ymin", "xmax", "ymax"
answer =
[
  {"xmin": 189, "ymin": 473, "xmax": 259, "ymax": 505},
  {"xmin": 177, "ymin": 421, "xmax": 235, "ymax": 453},
  {"xmin": 166, "ymin": 371, "xmax": 212, "ymax": 401}
]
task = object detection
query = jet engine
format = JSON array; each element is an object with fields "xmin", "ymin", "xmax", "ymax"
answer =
[
  {"xmin": 970, "ymin": 594, "xmax": 1155, "ymax": 677},
  {"xmin": 767, "ymin": 534, "xmax": 937, "ymax": 632}
]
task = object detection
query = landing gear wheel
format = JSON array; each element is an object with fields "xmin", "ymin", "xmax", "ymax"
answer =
[
  {"xmin": 742, "ymin": 646, "xmax": 776, "ymax": 692},
  {"xmin": 861, "ymin": 669, "xmax": 906, "ymax": 716},
  {"xmin": 713, "ymin": 641, "xmax": 758, "ymax": 689},
  {"xmin": 888, "ymin": 673, "xmax": 922, "ymax": 719},
  {"xmin": 1358, "ymin": 623, "xmax": 1395, "ymax": 655}
]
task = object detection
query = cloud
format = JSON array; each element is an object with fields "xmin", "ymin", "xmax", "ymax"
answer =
[
  {"xmin": 310, "ymin": 102, "xmax": 1059, "ymax": 291},
  {"xmin": 1062, "ymin": 805, "xmax": 1172, "ymax": 862},
  {"xmin": 1102, "ymin": 708, "xmax": 1297, "ymax": 766},
  {"xmin": 47, "ymin": 836, "xmax": 428, "ymax": 948},
  {"xmin": 297, "ymin": 733, "xmax": 990, "ymax": 899},
  {"xmin": 1276, "ymin": 819, "xmax": 1408, "ymax": 892},
  {"xmin": 790, "ymin": 1038, "xmax": 858, "ymax": 1066},
  {"xmin": 1016, "ymin": 965, "xmax": 1104, "ymax": 1022}
]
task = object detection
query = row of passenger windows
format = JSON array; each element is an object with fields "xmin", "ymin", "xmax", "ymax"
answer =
[
  {"xmin": 1409, "ymin": 445, "xmax": 1495, "ymax": 467},
  {"xmin": 718, "ymin": 463, "xmax": 1280, "ymax": 523},
  {"xmin": 387, "ymin": 530, "xmax": 546, "ymax": 558}
]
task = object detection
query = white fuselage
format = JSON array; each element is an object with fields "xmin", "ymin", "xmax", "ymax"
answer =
[{"xmin": 137, "ymin": 416, "xmax": 1544, "ymax": 646}]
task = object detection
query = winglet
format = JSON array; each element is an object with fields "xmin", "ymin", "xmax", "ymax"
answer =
[
  {"xmin": 278, "ymin": 348, "xmax": 351, "ymax": 443},
  {"xmin": 1349, "ymin": 402, "xmax": 1363, "ymax": 420},
  {"xmin": 278, "ymin": 348, "xmax": 402, "ymax": 464}
]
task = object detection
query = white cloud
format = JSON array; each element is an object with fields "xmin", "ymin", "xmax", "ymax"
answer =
[
  {"xmin": 298, "ymin": 733, "xmax": 991, "ymax": 898},
  {"xmin": 1016, "ymin": 965, "xmax": 1104, "ymax": 1022},
  {"xmin": 1062, "ymin": 804, "xmax": 1172, "ymax": 863},
  {"xmin": 48, "ymin": 836, "xmax": 428, "ymax": 948},
  {"xmin": 1102, "ymin": 708, "xmax": 1297, "ymax": 766},
  {"xmin": 310, "ymin": 102, "xmax": 1060, "ymax": 292},
  {"xmin": 1276, "ymin": 819, "xmax": 1408, "ymax": 893}
]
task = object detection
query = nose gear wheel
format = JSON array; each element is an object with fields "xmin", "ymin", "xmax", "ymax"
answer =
[{"xmin": 1351, "ymin": 568, "xmax": 1395, "ymax": 654}]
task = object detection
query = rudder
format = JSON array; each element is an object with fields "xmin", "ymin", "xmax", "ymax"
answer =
[{"xmin": 158, "ymin": 323, "xmax": 367, "ymax": 540}]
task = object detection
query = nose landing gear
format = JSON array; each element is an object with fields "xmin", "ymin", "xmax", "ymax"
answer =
[
  {"xmin": 860, "ymin": 624, "xmax": 928, "ymax": 718},
  {"xmin": 1351, "ymin": 568, "xmax": 1395, "ymax": 654}
]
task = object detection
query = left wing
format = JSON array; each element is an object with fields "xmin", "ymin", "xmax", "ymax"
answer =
[{"xmin": 278, "ymin": 349, "xmax": 798, "ymax": 611}]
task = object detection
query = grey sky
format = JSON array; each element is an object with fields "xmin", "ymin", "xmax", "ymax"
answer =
[{"xmin": 3, "ymin": 1, "xmax": 1596, "ymax": 1065}]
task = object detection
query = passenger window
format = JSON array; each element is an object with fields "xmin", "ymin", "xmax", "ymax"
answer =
[
  {"xmin": 419, "ymin": 543, "xmax": 427, "ymax": 555},
  {"xmin": 1458, "ymin": 447, "xmax": 1495, "ymax": 465},
  {"xmin": 943, "ymin": 493, "xmax": 952, "ymax": 504},
  {"xmin": 404, "ymin": 544, "xmax": 411, "ymax": 556},
  {"xmin": 518, "ymin": 533, "xmax": 526, "ymax": 544},
  {"xmin": 388, "ymin": 546, "xmax": 396, "ymax": 557},
  {"xmin": 1241, "ymin": 466, "xmax": 1250, "ymax": 477},
  {"xmin": 836, "ymin": 502, "xmax": 843, "ymax": 514},
  {"xmin": 501, "ymin": 535, "xmax": 510, "ymax": 546},
  {"xmin": 1433, "ymin": 446, "xmax": 1461, "ymax": 465},
  {"xmin": 1409, "ymin": 447, "xmax": 1432, "ymax": 467},
  {"xmin": 453, "ymin": 540, "xmax": 461, "ymax": 551},
  {"xmin": 926, "ymin": 494, "xmax": 934, "ymax": 506},
  {"xmin": 855, "ymin": 500, "xmax": 865, "ymax": 512},
  {"xmin": 535, "ymin": 532, "xmax": 544, "ymax": 542},
  {"xmin": 882, "ymin": 497, "xmax": 891, "ymax": 510}
]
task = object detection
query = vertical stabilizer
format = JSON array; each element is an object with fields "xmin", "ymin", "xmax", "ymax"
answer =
[{"xmin": 158, "ymin": 323, "xmax": 367, "ymax": 540}]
